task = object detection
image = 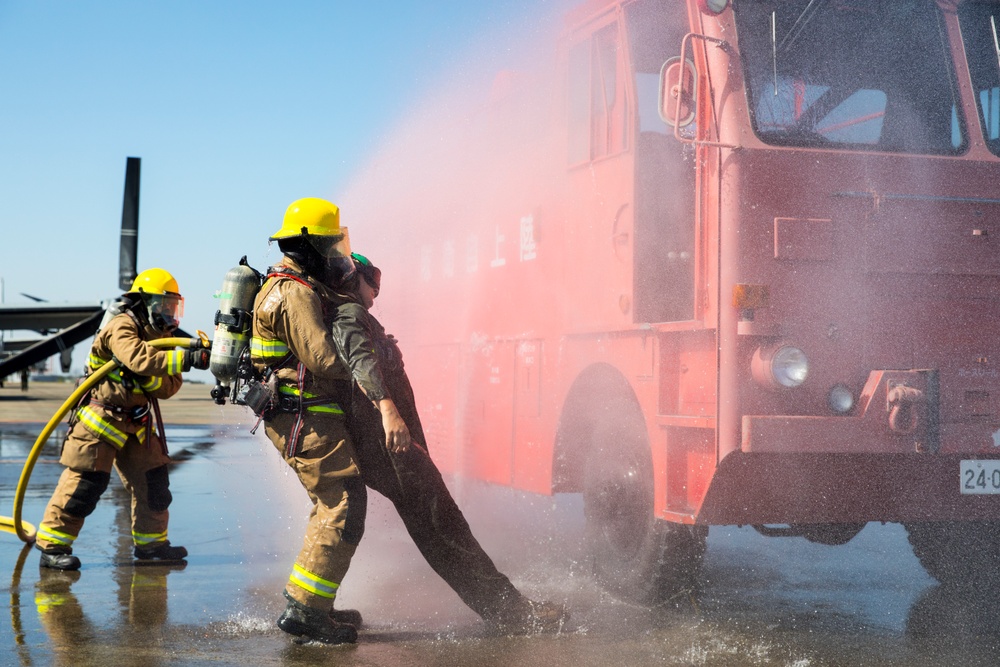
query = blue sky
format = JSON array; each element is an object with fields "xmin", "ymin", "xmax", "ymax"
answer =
[{"xmin": 0, "ymin": 0, "xmax": 568, "ymax": 374}]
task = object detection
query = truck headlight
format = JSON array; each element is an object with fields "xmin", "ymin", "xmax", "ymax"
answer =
[{"xmin": 752, "ymin": 344, "xmax": 809, "ymax": 389}]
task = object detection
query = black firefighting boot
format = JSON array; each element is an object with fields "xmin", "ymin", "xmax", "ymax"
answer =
[
  {"xmin": 277, "ymin": 591, "xmax": 358, "ymax": 645},
  {"xmin": 330, "ymin": 605, "xmax": 363, "ymax": 628},
  {"xmin": 37, "ymin": 545, "xmax": 81, "ymax": 571},
  {"xmin": 489, "ymin": 598, "xmax": 568, "ymax": 635},
  {"xmin": 134, "ymin": 542, "xmax": 188, "ymax": 563}
]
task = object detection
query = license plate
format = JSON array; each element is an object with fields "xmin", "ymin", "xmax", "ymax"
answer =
[{"xmin": 960, "ymin": 460, "xmax": 1000, "ymax": 494}]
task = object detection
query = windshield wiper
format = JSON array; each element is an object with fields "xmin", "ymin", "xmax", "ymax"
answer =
[
  {"xmin": 777, "ymin": 0, "xmax": 826, "ymax": 53},
  {"xmin": 992, "ymin": 14, "xmax": 1000, "ymax": 76},
  {"xmin": 771, "ymin": 10, "xmax": 778, "ymax": 95}
]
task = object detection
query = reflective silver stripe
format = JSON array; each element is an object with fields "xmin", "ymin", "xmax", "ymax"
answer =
[
  {"xmin": 250, "ymin": 337, "xmax": 290, "ymax": 360},
  {"xmin": 166, "ymin": 349, "xmax": 185, "ymax": 375},
  {"xmin": 89, "ymin": 355, "xmax": 145, "ymax": 393},
  {"xmin": 38, "ymin": 526, "xmax": 76, "ymax": 546},
  {"xmin": 78, "ymin": 405, "xmax": 128, "ymax": 448},
  {"xmin": 133, "ymin": 531, "xmax": 167, "ymax": 546},
  {"xmin": 289, "ymin": 563, "xmax": 339, "ymax": 599},
  {"xmin": 140, "ymin": 376, "xmax": 163, "ymax": 392}
]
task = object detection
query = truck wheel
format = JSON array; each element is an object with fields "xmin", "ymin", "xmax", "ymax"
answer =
[
  {"xmin": 904, "ymin": 521, "xmax": 1000, "ymax": 584},
  {"xmin": 582, "ymin": 400, "xmax": 706, "ymax": 605}
]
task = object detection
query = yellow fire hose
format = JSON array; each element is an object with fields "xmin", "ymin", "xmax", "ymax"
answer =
[{"xmin": 0, "ymin": 335, "xmax": 210, "ymax": 544}]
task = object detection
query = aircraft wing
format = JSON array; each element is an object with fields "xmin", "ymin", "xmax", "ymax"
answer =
[
  {"xmin": 0, "ymin": 308, "xmax": 105, "ymax": 379},
  {"xmin": 0, "ymin": 302, "xmax": 105, "ymax": 333}
]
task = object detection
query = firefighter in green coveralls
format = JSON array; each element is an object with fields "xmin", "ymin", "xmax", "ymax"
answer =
[
  {"xmin": 35, "ymin": 268, "xmax": 210, "ymax": 571},
  {"xmin": 250, "ymin": 198, "xmax": 411, "ymax": 645},
  {"xmin": 330, "ymin": 252, "xmax": 568, "ymax": 634}
]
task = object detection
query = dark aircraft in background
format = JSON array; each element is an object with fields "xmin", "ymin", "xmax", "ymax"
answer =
[{"xmin": 0, "ymin": 157, "xmax": 142, "ymax": 381}]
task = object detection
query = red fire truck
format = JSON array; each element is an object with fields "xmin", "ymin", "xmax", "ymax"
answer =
[{"xmin": 357, "ymin": 0, "xmax": 1000, "ymax": 603}]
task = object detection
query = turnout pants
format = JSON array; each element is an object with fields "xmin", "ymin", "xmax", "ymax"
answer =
[
  {"xmin": 37, "ymin": 425, "xmax": 173, "ymax": 553},
  {"xmin": 349, "ymin": 394, "xmax": 528, "ymax": 622},
  {"xmin": 264, "ymin": 412, "xmax": 365, "ymax": 611}
]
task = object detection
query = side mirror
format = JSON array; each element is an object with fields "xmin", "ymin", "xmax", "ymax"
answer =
[{"xmin": 658, "ymin": 56, "xmax": 697, "ymax": 128}]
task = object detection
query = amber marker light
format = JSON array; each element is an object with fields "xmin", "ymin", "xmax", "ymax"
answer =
[{"xmin": 732, "ymin": 283, "xmax": 770, "ymax": 310}]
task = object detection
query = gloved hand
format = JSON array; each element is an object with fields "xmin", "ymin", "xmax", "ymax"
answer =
[{"xmin": 184, "ymin": 347, "xmax": 211, "ymax": 371}]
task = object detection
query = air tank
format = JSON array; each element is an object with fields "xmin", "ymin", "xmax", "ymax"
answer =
[{"xmin": 209, "ymin": 257, "xmax": 260, "ymax": 404}]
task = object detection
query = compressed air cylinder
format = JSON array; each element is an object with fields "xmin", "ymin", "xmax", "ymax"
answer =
[{"xmin": 209, "ymin": 262, "xmax": 260, "ymax": 390}]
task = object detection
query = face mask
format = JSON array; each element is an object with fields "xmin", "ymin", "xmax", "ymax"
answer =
[
  {"xmin": 144, "ymin": 293, "xmax": 184, "ymax": 331},
  {"xmin": 327, "ymin": 256, "xmax": 357, "ymax": 285}
]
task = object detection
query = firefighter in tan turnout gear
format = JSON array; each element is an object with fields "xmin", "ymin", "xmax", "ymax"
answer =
[
  {"xmin": 35, "ymin": 268, "xmax": 210, "ymax": 571},
  {"xmin": 250, "ymin": 197, "xmax": 408, "ymax": 645}
]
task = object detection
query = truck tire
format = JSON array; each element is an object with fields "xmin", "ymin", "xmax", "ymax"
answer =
[
  {"xmin": 582, "ymin": 399, "xmax": 706, "ymax": 605},
  {"xmin": 904, "ymin": 520, "xmax": 1000, "ymax": 585}
]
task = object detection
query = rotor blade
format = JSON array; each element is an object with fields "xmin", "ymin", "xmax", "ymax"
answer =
[
  {"xmin": 19, "ymin": 293, "xmax": 46, "ymax": 303},
  {"xmin": 119, "ymin": 156, "xmax": 141, "ymax": 292}
]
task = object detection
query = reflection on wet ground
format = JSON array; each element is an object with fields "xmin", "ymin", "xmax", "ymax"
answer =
[{"xmin": 2, "ymin": 423, "xmax": 1000, "ymax": 666}]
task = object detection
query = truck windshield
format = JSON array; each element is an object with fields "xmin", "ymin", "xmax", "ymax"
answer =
[
  {"xmin": 733, "ymin": 0, "xmax": 964, "ymax": 154},
  {"xmin": 958, "ymin": 1, "xmax": 1000, "ymax": 158}
]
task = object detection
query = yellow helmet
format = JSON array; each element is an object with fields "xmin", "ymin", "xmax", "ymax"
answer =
[
  {"xmin": 128, "ymin": 267, "xmax": 180, "ymax": 296},
  {"xmin": 270, "ymin": 197, "xmax": 352, "ymax": 261},
  {"xmin": 271, "ymin": 198, "xmax": 342, "ymax": 240},
  {"xmin": 127, "ymin": 268, "xmax": 184, "ymax": 332}
]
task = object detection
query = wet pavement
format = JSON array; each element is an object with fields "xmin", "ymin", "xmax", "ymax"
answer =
[{"xmin": 2, "ymin": 397, "xmax": 1000, "ymax": 666}]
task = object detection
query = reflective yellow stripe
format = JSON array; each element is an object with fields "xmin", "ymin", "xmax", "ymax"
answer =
[
  {"xmin": 140, "ymin": 376, "xmax": 163, "ymax": 392},
  {"xmin": 38, "ymin": 526, "xmax": 76, "ymax": 546},
  {"xmin": 305, "ymin": 404, "xmax": 344, "ymax": 414},
  {"xmin": 250, "ymin": 337, "xmax": 290, "ymax": 360},
  {"xmin": 166, "ymin": 349, "xmax": 185, "ymax": 375},
  {"xmin": 277, "ymin": 386, "xmax": 344, "ymax": 415},
  {"xmin": 35, "ymin": 592, "xmax": 69, "ymax": 614},
  {"xmin": 132, "ymin": 531, "xmax": 167, "ymax": 546},
  {"xmin": 289, "ymin": 563, "xmax": 339, "ymax": 599},
  {"xmin": 89, "ymin": 354, "xmax": 144, "ymax": 393},
  {"xmin": 78, "ymin": 405, "xmax": 128, "ymax": 448},
  {"xmin": 131, "ymin": 573, "xmax": 166, "ymax": 593}
]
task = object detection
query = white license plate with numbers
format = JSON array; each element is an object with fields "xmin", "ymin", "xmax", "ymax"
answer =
[{"xmin": 961, "ymin": 460, "xmax": 1000, "ymax": 494}]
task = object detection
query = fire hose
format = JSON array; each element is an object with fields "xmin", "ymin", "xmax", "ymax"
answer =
[{"xmin": 0, "ymin": 336, "xmax": 210, "ymax": 544}]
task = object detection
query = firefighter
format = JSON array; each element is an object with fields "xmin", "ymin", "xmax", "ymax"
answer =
[
  {"xmin": 250, "ymin": 197, "xmax": 410, "ymax": 645},
  {"xmin": 330, "ymin": 252, "xmax": 568, "ymax": 634},
  {"xmin": 35, "ymin": 268, "xmax": 209, "ymax": 571}
]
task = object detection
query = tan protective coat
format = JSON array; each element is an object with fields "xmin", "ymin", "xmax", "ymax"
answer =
[{"xmin": 252, "ymin": 259, "xmax": 361, "ymax": 610}]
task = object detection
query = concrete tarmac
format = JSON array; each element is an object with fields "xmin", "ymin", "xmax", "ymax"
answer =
[
  {"xmin": 0, "ymin": 380, "xmax": 244, "ymax": 425},
  {"xmin": 1, "ymin": 380, "xmax": 999, "ymax": 666}
]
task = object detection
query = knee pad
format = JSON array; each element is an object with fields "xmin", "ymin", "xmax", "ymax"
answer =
[
  {"xmin": 341, "ymin": 476, "xmax": 368, "ymax": 546},
  {"xmin": 64, "ymin": 470, "xmax": 111, "ymax": 517},
  {"xmin": 145, "ymin": 465, "xmax": 173, "ymax": 512}
]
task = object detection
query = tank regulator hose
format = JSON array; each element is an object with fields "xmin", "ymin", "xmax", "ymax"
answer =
[{"xmin": 0, "ymin": 335, "xmax": 210, "ymax": 543}]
